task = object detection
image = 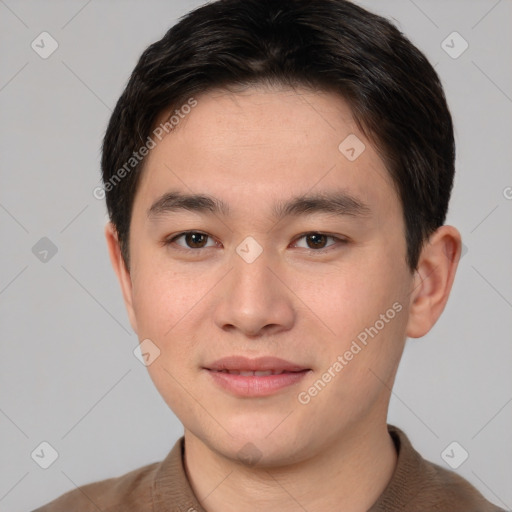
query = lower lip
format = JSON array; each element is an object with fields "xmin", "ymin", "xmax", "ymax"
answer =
[{"xmin": 205, "ymin": 369, "xmax": 311, "ymax": 397}]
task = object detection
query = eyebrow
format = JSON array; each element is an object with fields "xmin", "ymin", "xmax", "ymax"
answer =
[{"xmin": 147, "ymin": 190, "xmax": 371, "ymax": 221}]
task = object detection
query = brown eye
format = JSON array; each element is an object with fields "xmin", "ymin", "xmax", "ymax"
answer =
[
  {"xmin": 293, "ymin": 232, "xmax": 343, "ymax": 251},
  {"xmin": 305, "ymin": 233, "xmax": 329, "ymax": 249},
  {"xmin": 183, "ymin": 232, "xmax": 208, "ymax": 248},
  {"xmin": 166, "ymin": 231, "xmax": 216, "ymax": 250}
]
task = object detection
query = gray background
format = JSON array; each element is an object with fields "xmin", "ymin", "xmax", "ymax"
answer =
[{"xmin": 0, "ymin": 0, "xmax": 511, "ymax": 510}]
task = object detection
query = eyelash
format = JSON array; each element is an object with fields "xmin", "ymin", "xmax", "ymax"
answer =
[{"xmin": 164, "ymin": 231, "xmax": 348, "ymax": 254}]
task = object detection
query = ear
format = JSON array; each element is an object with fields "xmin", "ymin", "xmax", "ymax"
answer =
[
  {"xmin": 104, "ymin": 222, "xmax": 138, "ymax": 334},
  {"xmin": 406, "ymin": 225, "xmax": 462, "ymax": 338}
]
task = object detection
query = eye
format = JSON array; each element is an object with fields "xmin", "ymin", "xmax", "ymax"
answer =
[
  {"xmin": 292, "ymin": 232, "xmax": 346, "ymax": 251},
  {"xmin": 164, "ymin": 231, "xmax": 347, "ymax": 253},
  {"xmin": 166, "ymin": 231, "xmax": 218, "ymax": 250}
]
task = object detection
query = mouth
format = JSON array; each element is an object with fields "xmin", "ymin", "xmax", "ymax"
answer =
[
  {"xmin": 204, "ymin": 355, "xmax": 310, "ymax": 373},
  {"xmin": 208, "ymin": 369, "xmax": 306, "ymax": 376},
  {"xmin": 203, "ymin": 356, "xmax": 311, "ymax": 397}
]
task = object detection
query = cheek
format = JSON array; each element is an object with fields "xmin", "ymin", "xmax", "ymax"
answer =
[
  {"xmin": 129, "ymin": 262, "xmax": 211, "ymax": 374},
  {"xmin": 131, "ymin": 263, "xmax": 194, "ymax": 337},
  {"xmin": 305, "ymin": 253, "xmax": 410, "ymax": 391},
  {"xmin": 130, "ymin": 267, "xmax": 202, "ymax": 410},
  {"xmin": 308, "ymin": 257, "xmax": 406, "ymax": 340}
]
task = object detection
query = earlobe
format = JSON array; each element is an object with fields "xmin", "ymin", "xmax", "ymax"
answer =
[
  {"xmin": 405, "ymin": 225, "xmax": 462, "ymax": 339},
  {"xmin": 104, "ymin": 222, "xmax": 138, "ymax": 334}
]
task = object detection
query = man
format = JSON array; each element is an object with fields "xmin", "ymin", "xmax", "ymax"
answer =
[{"xmin": 33, "ymin": 0, "xmax": 505, "ymax": 510}]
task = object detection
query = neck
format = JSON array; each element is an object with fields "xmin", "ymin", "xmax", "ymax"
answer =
[{"xmin": 183, "ymin": 419, "xmax": 397, "ymax": 512}]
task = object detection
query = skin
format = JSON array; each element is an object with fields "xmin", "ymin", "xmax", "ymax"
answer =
[{"xmin": 105, "ymin": 85, "xmax": 462, "ymax": 512}]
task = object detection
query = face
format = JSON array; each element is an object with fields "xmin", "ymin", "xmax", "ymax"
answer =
[{"xmin": 113, "ymin": 86, "xmax": 418, "ymax": 465}]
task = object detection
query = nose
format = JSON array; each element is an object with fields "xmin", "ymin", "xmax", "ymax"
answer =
[{"xmin": 213, "ymin": 245, "xmax": 296, "ymax": 338}]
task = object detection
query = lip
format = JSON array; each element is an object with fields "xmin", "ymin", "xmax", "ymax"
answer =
[
  {"xmin": 203, "ymin": 356, "xmax": 311, "ymax": 397},
  {"xmin": 204, "ymin": 355, "xmax": 309, "ymax": 373}
]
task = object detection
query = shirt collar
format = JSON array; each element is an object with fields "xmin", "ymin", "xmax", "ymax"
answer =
[
  {"xmin": 152, "ymin": 436, "xmax": 206, "ymax": 512},
  {"xmin": 152, "ymin": 425, "xmax": 417, "ymax": 512}
]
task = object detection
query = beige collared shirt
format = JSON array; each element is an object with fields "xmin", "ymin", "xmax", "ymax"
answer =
[{"xmin": 32, "ymin": 425, "xmax": 505, "ymax": 512}]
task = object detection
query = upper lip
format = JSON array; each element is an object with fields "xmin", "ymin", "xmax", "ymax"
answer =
[{"xmin": 204, "ymin": 356, "xmax": 309, "ymax": 372}]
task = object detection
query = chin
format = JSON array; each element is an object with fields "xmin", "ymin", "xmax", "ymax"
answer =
[{"xmin": 215, "ymin": 426, "xmax": 312, "ymax": 468}]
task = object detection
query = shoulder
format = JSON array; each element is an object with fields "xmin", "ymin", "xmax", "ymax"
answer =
[
  {"xmin": 372, "ymin": 425, "xmax": 506, "ymax": 512},
  {"xmin": 31, "ymin": 460, "xmax": 160, "ymax": 512},
  {"xmin": 412, "ymin": 458, "xmax": 505, "ymax": 512}
]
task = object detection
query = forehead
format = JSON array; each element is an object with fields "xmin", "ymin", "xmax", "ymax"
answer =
[
  {"xmin": 134, "ymin": 86, "xmax": 398, "ymax": 220},
  {"xmin": 156, "ymin": 85, "xmax": 359, "ymax": 152}
]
